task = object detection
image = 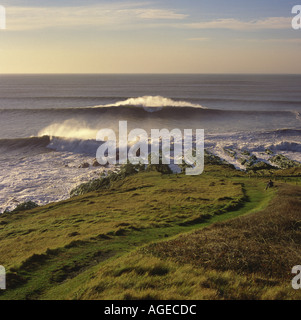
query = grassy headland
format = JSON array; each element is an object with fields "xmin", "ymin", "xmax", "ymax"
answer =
[{"xmin": 0, "ymin": 163, "xmax": 300, "ymax": 300}]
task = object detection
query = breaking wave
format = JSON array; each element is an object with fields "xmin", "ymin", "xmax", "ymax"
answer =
[
  {"xmin": 0, "ymin": 128, "xmax": 299, "ymax": 157},
  {"xmin": 38, "ymin": 119, "xmax": 99, "ymax": 140},
  {"xmin": 95, "ymin": 95, "xmax": 206, "ymax": 112}
]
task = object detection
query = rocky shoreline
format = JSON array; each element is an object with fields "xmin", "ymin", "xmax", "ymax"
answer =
[{"xmin": 2, "ymin": 149, "xmax": 300, "ymax": 215}]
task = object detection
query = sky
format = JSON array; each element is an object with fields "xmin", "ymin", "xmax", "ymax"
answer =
[{"xmin": 0, "ymin": 0, "xmax": 300, "ymax": 73}]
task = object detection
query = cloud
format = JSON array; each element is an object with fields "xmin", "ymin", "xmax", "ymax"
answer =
[
  {"xmin": 118, "ymin": 9, "xmax": 187, "ymax": 20},
  {"xmin": 6, "ymin": 4, "xmax": 188, "ymax": 30},
  {"xmin": 184, "ymin": 17, "xmax": 292, "ymax": 30},
  {"xmin": 269, "ymin": 38, "xmax": 301, "ymax": 44},
  {"xmin": 4, "ymin": 4, "xmax": 293, "ymax": 35},
  {"xmin": 243, "ymin": 38, "xmax": 301, "ymax": 44},
  {"xmin": 187, "ymin": 37, "xmax": 209, "ymax": 41}
]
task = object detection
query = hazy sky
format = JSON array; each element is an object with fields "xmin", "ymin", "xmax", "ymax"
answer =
[{"xmin": 0, "ymin": 0, "xmax": 300, "ymax": 73}]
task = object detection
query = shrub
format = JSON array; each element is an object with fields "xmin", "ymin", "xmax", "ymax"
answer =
[
  {"xmin": 11, "ymin": 201, "xmax": 39, "ymax": 213},
  {"xmin": 70, "ymin": 162, "xmax": 143, "ymax": 197}
]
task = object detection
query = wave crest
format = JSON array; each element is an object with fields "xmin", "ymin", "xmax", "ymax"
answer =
[
  {"xmin": 38, "ymin": 120, "xmax": 99, "ymax": 140},
  {"xmin": 95, "ymin": 96, "xmax": 206, "ymax": 112}
]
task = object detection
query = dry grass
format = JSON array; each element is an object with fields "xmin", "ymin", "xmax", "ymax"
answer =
[
  {"xmin": 71, "ymin": 183, "xmax": 301, "ymax": 300},
  {"xmin": 144, "ymin": 183, "xmax": 301, "ymax": 281},
  {"xmin": 0, "ymin": 170, "xmax": 244, "ymax": 269},
  {"xmin": 0, "ymin": 166, "xmax": 299, "ymax": 300},
  {"xmin": 73, "ymin": 251, "xmax": 300, "ymax": 300}
]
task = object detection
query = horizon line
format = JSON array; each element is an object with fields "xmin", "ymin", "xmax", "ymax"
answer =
[{"xmin": 1, "ymin": 72, "xmax": 301, "ymax": 76}]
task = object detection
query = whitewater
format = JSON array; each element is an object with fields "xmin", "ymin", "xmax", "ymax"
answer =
[{"xmin": 0, "ymin": 74, "xmax": 300, "ymax": 212}]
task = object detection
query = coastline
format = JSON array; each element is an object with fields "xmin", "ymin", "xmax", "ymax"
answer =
[
  {"xmin": 0, "ymin": 161, "xmax": 300, "ymax": 300},
  {"xmin": 2, "ymin": 148, "xmax": 300, "ymax": 214}
]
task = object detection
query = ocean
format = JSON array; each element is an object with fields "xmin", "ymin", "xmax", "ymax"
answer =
[{"xmin": 0, "ymin": 74, "xmax": 300, "ymax": 212}]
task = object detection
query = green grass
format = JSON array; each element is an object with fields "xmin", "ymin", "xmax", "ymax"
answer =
[
  {"xmin": 0, "ymin": 164, "xmax": 298, "ymax": 300},
  {"xmin": 60, "ymin": 183, "xmax": 300, "ymax": 300}
]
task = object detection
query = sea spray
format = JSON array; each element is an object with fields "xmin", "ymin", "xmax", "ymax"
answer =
[
  {"xmin": 94, "ymin": 95, "xmax": 207, "ymax": 111},
  {"xmin": 38, "ymin": 119, "xmax": 99, "ymax": 140}
]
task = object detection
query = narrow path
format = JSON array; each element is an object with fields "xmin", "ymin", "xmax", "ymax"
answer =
[{"xmin": 0, "ymin": 179, "xmax": 275, "ymax": 300}]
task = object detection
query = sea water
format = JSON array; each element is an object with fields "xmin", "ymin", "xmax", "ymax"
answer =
[{"xmin": 0, "ymin": 74, "xmax": 300, "ymax": 212}]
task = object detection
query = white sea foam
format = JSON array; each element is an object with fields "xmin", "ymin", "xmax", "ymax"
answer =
[
  {"xmin": 0, "ymin": 151, "xmax": 113, "ymax": 213},
  {"xmin": 1, "ymin": 126, "xmax": 300, "ymax": 213},
  {"xmin": 93, "ymin": 95, "xmax": 206, "ymax": 111},
  {"xmin": 205, "ymin": 129, "xmax": 301, "ymax": 169}
]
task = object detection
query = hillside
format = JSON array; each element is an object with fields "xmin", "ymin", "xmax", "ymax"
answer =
[{"xmin": 0, "ymin": 165, "xmax": 300, "ymax": 300}]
